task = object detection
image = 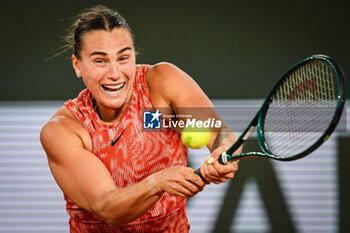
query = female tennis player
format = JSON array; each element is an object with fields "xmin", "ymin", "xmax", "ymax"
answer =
[{"xmin": 40, "ymin": 5, "xmax": 240, "ymax": 232}]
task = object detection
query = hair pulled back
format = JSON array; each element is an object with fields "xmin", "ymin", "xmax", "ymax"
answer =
[{"xmin": 65, "ymin": 5, "xmax": 134, "ymax": 60}]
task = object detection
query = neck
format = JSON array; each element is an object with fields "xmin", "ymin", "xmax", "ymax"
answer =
[
  {"xmin": 96, "ymin": 105, "xmax": 123, "ymax": 123},
  {"xmin": 93, "ymin": 96, "xmax": 132, "ymax": 124}
]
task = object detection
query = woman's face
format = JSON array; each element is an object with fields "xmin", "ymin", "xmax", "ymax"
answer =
[{"xmin": 72, "ymin": 27, "xmax": 136, "ymax": 117}]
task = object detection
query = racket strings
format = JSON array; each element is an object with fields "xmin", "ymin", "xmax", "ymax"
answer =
[{"xmin": 263, "ymin": 59, "xmax": 338, "ymax": 158}]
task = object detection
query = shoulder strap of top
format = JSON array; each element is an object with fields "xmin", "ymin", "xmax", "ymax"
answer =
[
  {"xmin": 64, "ymin": 89, "xmax": 97, "ymax": 132},
  {"xmin": 64, "ymin": 98, "xmax": 86, "ymax": 123},
  {"xmin": 136, "ymin": 64, "xmax": 151, "ymax": 103}
]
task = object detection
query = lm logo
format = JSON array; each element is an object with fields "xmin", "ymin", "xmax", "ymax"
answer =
[{"xmin": 143, "ymin": 110, "xmax": 161, "ymax": 129}]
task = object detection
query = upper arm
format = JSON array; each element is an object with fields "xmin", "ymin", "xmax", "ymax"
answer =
[
  {"xmin": 146, "ymin": 62, "xmax": 214, "ymax": 109},
  {"xmin": 40, "ymin": 113, "xmax": 117, "ymax": 213},
  {"xmin": 146, "ymin": 62, "xmax": 225, "ymax": 150}
]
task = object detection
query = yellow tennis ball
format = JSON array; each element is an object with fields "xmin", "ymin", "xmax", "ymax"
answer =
[{"xmin": 181, "ymin": 127, "xmax": 211, "ymax": 149}]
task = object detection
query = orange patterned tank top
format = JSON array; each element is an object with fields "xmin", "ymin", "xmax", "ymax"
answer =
[{"xmin": 64, "ymin": 65, "xmax": 189, "ymax": 232}]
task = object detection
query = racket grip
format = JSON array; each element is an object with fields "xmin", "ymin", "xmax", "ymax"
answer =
[
  {"xmin": 194, "ymin": 152, "xmax": 228, "ymax": 181},
  {"xmin": 194, "ymin": 168, "xmax": 207, "ymax": 182},
  {"xmin": 218, "ymin": 152, "xmax": 228, "ymax": 165}
]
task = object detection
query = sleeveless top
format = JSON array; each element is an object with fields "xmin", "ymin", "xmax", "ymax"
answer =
[{"xmin": 64, "ymin": 65, "xmax": 189, "ymax": 232}]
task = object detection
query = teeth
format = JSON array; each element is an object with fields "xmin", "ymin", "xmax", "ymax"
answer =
[
  {"xmin": 104, "ymin": 83, "xmax": 125, "ymax": 89},
  {"xmin": 102, "ymin": 82, "xmax": 125, "ymax": 94}
]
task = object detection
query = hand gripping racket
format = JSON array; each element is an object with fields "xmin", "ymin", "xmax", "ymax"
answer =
[{"xmin": 195, "ymin": 54, "xmax": 345, "ymax": 180}]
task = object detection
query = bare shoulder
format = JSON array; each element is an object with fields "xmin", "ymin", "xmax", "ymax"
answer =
[
  {"xmin": 145, "ymin": 62, "xmax": 195, "ymax": 107},
  {"xmin": 41, "ymin": 105, "xmax": 80, "ymax": 134},
  {"xmin": 146, "ymin": 62, "xmax": 185, "ymax": 84},
  {"xmin": 145, "ymin": 62, "xmax": 212, "ymax": 109},
  {"xmin": 40, "ymin": 104, "xmax": 92, "ymax": 156}
]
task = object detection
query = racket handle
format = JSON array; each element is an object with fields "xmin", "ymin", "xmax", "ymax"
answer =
[
  {"xmin": 218, "ymin": 152, "xmax": 228, "ymax": 164},
  {"xmin": 194, "ymin": 168, "xmax": 206, "ymax": 182},
  {"xmin": 194, "ymin": 152, "xmax": 228, "ymax": 181}
]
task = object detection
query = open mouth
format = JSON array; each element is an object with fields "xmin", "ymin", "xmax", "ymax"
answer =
[{"xmin": 102, "ymin": 83, "xmax": 126, "ymax": 94}]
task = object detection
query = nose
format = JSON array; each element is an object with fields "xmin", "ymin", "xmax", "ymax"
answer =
[{"xmin": 107, "ymin": 63, "xmax": 121, "ymax": 81}]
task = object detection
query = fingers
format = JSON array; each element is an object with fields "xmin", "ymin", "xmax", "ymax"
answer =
[
  {"xmin": 167, "ymin": 182, "xmax": 200, "ymax": 198},
  {"xmin": 200, "ymin": 163, "xmax": 231, "ymax": 184},
  {"xmin": 160, "ymin": 166, "xmax": 206, "ymax": 198},
  {"xmin": 210, "ymin": 146, "xmax": 224, "ymax": 160},
  {"xmin": 200, "ymin": 148, "xmax": 239, "ymax": 184}
]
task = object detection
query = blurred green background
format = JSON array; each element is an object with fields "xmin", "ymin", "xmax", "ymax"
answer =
[{"xmin": 1, "ymin": 0, "xmax": 349, "ymax": 100}]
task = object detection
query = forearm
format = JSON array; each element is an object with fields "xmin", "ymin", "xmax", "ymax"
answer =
[
  {"xmin": 211, "ymin": 127, "xmax": 241, "ymax": 154},
  {"xmin": 92, "ymin": 171, "xmax": 163, "ymax": 227}
]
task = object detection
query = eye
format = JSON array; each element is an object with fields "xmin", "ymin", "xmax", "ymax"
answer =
[
  {"xmin": 95, "ymin": 58, "xmax": 106, "ymax": 64},
  {"xmin": 119, "ymin": 56, "xmax": 129, "ymax": 62}
]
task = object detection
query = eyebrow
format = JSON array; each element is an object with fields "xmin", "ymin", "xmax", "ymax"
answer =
[{"xmin": 89, "ymin": 47, "xmax": 132, "ymax": 57}]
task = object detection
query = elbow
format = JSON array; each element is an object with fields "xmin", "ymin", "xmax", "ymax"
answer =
[
  {"xmin": 89, "ymin": 196, "xmax": 133, "ymax": 228},
  {"xmin": 88, "ymin": 198, "xmax": 117, "ymax": 227},
  {"xmin": 100, "ymin": 212, "xmax": 134, "ymax": 229}
]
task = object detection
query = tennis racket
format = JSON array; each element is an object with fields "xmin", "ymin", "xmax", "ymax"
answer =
[{"xmin": 194, "ymin": 54, "xmax": 345, "ymax": 180}]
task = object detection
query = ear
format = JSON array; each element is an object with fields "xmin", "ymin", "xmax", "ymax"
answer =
[{"xmin": 72, "ymin": 55, "xmax": 82, "ymax": 78}]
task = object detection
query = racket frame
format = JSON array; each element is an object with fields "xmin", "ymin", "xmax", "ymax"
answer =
[{"xmin": 219, "ymin": 54, "xmax": 346, "ymax": 164}]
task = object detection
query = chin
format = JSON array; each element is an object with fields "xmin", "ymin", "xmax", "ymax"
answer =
[
  {"xmin": 101, "ymin": 99, "xmax": 127, "ymax": 110},
  {"xmin": 93, "ymin": 84, "xmax": 133, "ymax": 110}
]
